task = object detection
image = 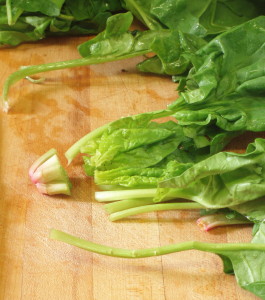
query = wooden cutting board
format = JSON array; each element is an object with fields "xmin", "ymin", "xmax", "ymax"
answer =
[{"xmin": 0, "ymin": 36, "xmax": 263, "ymax": 300}]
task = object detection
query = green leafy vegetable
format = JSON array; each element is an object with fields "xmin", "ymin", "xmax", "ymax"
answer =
[
  {"xmin": 156, "ymin": 138, "xmax": 265, "ymax": 208},
  {"xmin": 2, "ymin": 12, "xmax": 173, "ymax": 110},
  {"xmin": 1, "ymin": 9, "xmax": 209, "ymax": 110},
  {"xmin": 4, "ymin": 2, "xmax": 265, "ymax": 299},
  {"xmin": 169, "ymin": 16, "xmax": 265, "ymax": 133},
  {"xmin": 149, "ymin": 0, "xmax": 260, "ymax": 36},
  {"xmin": 121, "ymin": 0, "xmax": 163, "ymax": 30},
  {"xmin": 71, "ymin": 107, "xmax": 238, "ymax": 189},
  {"xmin": 232, "ymin": 198, "xmax": 265, "ymax": 223},
  {"xmin": 4, "ymin": 6, "xmax": 265, "ymax": 112},
  {"xmin": 13, "ymin": 0, "xmax": 65, "ymax": 16},
  {"xmin": 0, "ymin": 0, "xmax": 123, "ymax": 46},
  {"xmin": 136, "ymin": 29, "xmax": 207, "ymax": 76}
]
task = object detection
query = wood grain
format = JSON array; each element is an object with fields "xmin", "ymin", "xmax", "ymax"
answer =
[{"xmin": 0, "ymin": 36, "xmax": 262, "ymax": 300}]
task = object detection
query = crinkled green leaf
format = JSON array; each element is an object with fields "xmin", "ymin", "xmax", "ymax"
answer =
[
  {"xmin": 0, "ymin": 0, "xmax": 123, "ymax": 45},
  {"xmin": 79, "ymin": 108, "xmax": 235, "ymax": 189},
  {"xmin": 65, "ymin": 0, "xmax": 121, "ymax": 21},
  {"xmin": 14, "ymin": 0, "xmax": 65, "ymax": 16},
  {"xmin": 216, "ymin": 223, "xmax": 265, "ymax": 299},
  {"xmin": 137, "ymin": 30, "xmax": 206, "ymax": 76},
  {"xmin": 232, "ymin": 198, "xmax": 265, "ymax": 223},
  {"xmin": 169, "ymin": 16, "xmax": 265, "ymax": 132},
  {"xmin": 121, "ymin": 0, "xmax": 163, "ymax": 30},
  {"xmin": 157, "ymin": 138, "xmax": 265, "ymax": 208},
  {"xmin": 78, "ymin": 12, "xmax": 175, "ymax": 59},
  {"xmin": 150, "ymin": 0, "xmax": 260, "ymax": 37}
]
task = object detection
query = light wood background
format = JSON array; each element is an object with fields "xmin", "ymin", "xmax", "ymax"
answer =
[{"xmin": 0, "ymin": 36, "xmax": 263, "ymax": 300}]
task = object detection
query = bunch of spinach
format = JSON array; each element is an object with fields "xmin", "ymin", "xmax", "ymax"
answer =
[
  {"xmin": 1, "ymin": 11, "xmax": 206, "ymax": 110},
  {"xmin": 70, "ymin": 109, "xmax": 239, "ymax": 189},
  {"xmin": 0, "ymin": 0, "xmax": 123, "ymax": 46},
  {"xmin": 52, "ymin": 15, "xmax": 265, "ymax": 298},
  {"xmin": 123, "ymin": 0, "xmax": 264, "ymax": 75},
  {"xmin": 2, "ymin": 0, "xmax": 265, "ymax": 109},
  {"xmin": 3, "ymin": 1, "xmax": 265, "ymax": 298},
  {"xmin": 91, "ymin": 138, "xmax": 265, "ymax": 224},
  {"xmin": 62, "ymin": 16, "xmax": 265, "ymax": 196}
]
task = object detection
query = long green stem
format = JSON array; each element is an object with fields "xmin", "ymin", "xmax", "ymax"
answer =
[
  {"xmin": 2, "ymin": 50, "xmax": 149, "ymax": 112},
  {"xmin": 50, "ymin": 229, "xmax": 265, "ymax": 258},
  {"xmin": 109, "ymin": 202, "xmax": 204, "ymax": 221},
  {"xmin": 104, "ymin": 198, "xmax": 154, "ymax": 214}
]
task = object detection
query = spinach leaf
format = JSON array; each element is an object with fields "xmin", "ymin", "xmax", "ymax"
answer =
[
  {"xmin": 13, "ymin": 0, "xmax": 66, "ymax": 16},
  {"xmin": 0, "ymin": 8, "xmax": 52, "ymax": 46},
  {"xmin": 0, "ymin": 0, "xmax": 123, "ymax": 46},
  {"xmin": 121, "ymin": 0, "xmax": 163, "ymax": 30},
  {"xmin": 65, "ymin": 0, "xmax": 120, "ymax": 21},
  {"xmin": 69, "ymin": 108, "xmax": 238, "ymax": 189},
  {"xmin": 156, "ymin": 138, "xmax": 265, "ymax": 208},
  {"xmin": 232, "ymin": 198, "xmax": 265, "ymax": 223},
  {"xmin": 77, "ymin": 12, "xmax": 183, "ymax": 60},
  {"xmin": 137, "ymin": 30, "xmax": 207, "ymax": 76},
  {"xmin": 4, "ymin": 12, "xmax": 204, "ymax": 108},
  {"xmin": 124, "ymin": 0, "xmax": 260, "ymax": 76},
  {"xmin": 150, "ymin": 0, "xmax": 260, "ymax": 37},
  {"xmin": 169, "ymin": 16, "xmax": 265, "ymax": 132},
  {"xmin": 216, "ymin": 222, "xmax": 265, "ymax": 299}
]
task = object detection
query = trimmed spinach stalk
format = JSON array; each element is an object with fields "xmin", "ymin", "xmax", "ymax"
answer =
[
  {"xmin": 29, "ymin": 148, "xmax": 72, "ymax": 195},
  {"xmin": 197, "ymin": 212, "xmax": 252, "ymax": 232}
]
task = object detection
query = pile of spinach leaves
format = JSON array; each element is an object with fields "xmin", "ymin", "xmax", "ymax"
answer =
[
  {"xmin": 61, "ymin": 14, "xmax": 265, "ymax": 298},
  {"xmin": 0, "ymin": 0, "xmax": 123, "ymax": 46},
  {"xmin": 3, "ymin": 1, "xmax": 265, "ymax": 298},
  {"xmin": 2, "ymin": 0, "xmax": 265, "ymax": 108}
]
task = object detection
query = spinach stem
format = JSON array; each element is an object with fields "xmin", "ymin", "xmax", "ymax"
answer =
[
  {"xmin": 109, "ymin": 202, "xmax": 204, "ymax": 221},
  {"xmin": 2, "ymin": 50, "xmax": 149, "ymax": 112},
  {"xmin": 50, "ymin": 229, "xmax": 265, "ymax": 258},
  {"xmin": 95, "ymin": 189, "xmax": 157, "ymax": 202},
  {"xmin": 104, "ymin": 198, "xmax": 154, "ymax": 214}
]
